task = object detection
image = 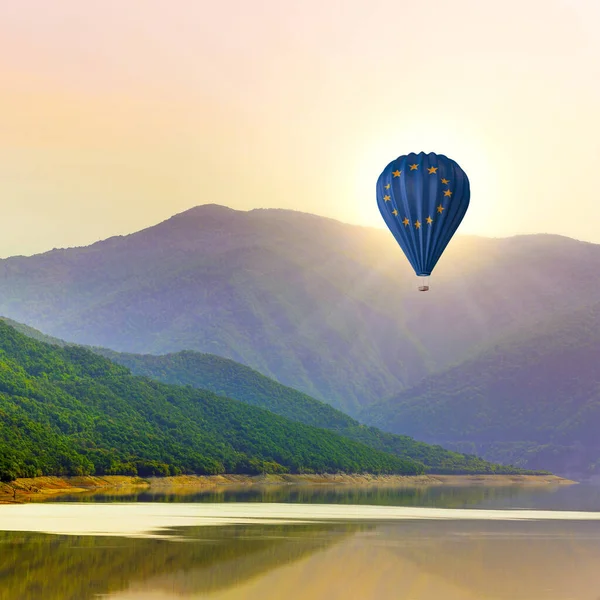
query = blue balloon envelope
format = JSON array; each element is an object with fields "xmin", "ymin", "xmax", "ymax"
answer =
[{"xmin": 376, "ymin": 151, "xmax": 470, "ymax": 290}]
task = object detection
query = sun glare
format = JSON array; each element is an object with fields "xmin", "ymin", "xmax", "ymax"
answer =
[{"xmin": 347, "ymin": 118, "xmax": 501, "ymax": 236}]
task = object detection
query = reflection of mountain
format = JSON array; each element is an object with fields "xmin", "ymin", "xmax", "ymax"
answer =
[
  {"xmin": 377, "ymin": 520, "xmax": 600, "ymax": 599},
  {"xmin": 0, "ymin": 523, "xmax": 361, "ymax": 600},
  {"xmin": 175, "ymin": 521, "xmax": 600, "ymax": 600},
  {"xmin": 127, "ymin": 524, "xmax": 361, "ymax": 597}
]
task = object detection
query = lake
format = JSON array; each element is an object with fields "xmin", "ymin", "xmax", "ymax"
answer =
[{"xmin": 2, "ymin": 483, "xmax": 600, "ymax": 599}]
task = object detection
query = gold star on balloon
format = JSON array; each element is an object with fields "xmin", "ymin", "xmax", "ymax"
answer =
[
  {"xmin": 409, "ymin": 164, "xmax": 419, "ymax": 170},
  {"xmin": 437, "ymin": 204, "xmax": 444, "ymax": 214},
  {"xmin": 427, "ymin": 166, "xmax": 438, "ymax": 174},
  {"xmin": 383, "ymin": 195, "xmax": 391, "ymax": 202},
  {"xmin": 392, "ymin": 170, "xmax": 401, "ymax": 177},
  {"xmin": 426, "ymin": 216, "xmax": 433, "ymax": 225},
  {"xmin": 385, "ymin": 183, "xmax": 391, "ymax": 190},
  {"xmin": 402, "ymin": 217, "xmax": 409, "ymax": 226},
  {"xmin": 415, "ymin": 220, "xmax": 421, "ymax": 229},
  {"xmin": 441, "ymin": 178, "xmax": 450, "ymax": 185},
  {"xmin": 392, "ymin": 209, "xmax": 398, "ymax": 216},
  {"xmin": 444, "ymin": 189, "xmax": 452, "ymax": 197}
]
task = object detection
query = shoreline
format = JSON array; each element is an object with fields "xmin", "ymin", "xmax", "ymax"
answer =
[{"xmin": 0, "ymin": 473, "xmax": 575, "ymax": 504}]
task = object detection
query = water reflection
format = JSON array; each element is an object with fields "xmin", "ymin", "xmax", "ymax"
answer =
[
  {"xmin": 0, "ymin": 522, "xmax": 363, "ymax": 600},
  {"xmin": 4, "ymin": 484, "xmax": 600, "ymax": 599},
  {"xmin": 108, "ymin": 520, "xmax": 600, "ymax": 600},
  {"xmin": 46, "ymin": 482, "xmax": 573, "ymax": 510}
]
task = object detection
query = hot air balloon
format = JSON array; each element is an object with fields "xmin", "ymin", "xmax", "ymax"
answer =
[{"xmin": 376, "ymin": 151, "xmax": 470, "ymax": 291}]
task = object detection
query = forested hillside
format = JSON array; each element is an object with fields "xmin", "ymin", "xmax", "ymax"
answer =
[
  {"xmin": 0, "ymin": 322, "xmax": 424, "ymax": 481},
  {"xmin": 1, "ymin": 318, "xmax": 529, "ymax": 475}
]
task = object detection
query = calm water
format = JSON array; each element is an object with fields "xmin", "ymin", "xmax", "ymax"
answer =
[{"xmin": 2, "ymin": 484, "xmax": 600, "ymax": 600}]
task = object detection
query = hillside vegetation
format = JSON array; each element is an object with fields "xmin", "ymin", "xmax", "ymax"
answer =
[
  {"xmin": 97, "ymin": 347, "xmax": 540, "ymax": 475},
  {"xmin": 0, "ymin": 321, "xmax": 424, "ymax": 481},
  {"xmin": 0, "ymin": 318, "xmax": 533, "ymax": 475}
]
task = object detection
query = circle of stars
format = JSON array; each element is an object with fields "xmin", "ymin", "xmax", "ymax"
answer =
[{"xmin": 384, "ymin": 160, "xmax": 453, "ymax": 230}]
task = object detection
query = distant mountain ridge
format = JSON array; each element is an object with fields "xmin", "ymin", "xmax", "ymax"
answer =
[
  {"xmin": 361, "ymin": 302, "xmax": 600, "ymax": 477},
  {"xmin": 1, "ymin": 204, "xmax": 600, "ymax": 414}
]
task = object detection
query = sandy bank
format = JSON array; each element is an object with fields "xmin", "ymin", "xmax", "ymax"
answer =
[
  {"xmin": 145, "ymin": 473, "xmax": 575, "ymax": 489},
  {"xmin": 0, "ymin": 475, "xmax": 149, "ymax": 503},
  {"xmin": 0, "ymin": 472, "xmax": 575, "ymax": 504}
]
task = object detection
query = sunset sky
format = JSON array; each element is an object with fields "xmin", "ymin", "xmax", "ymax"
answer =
[{"xmin": 1, "ymin": 0, "xmax": 599, "ymax": 257}]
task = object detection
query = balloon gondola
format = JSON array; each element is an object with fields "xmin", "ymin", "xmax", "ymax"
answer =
[{"xmin": 376, "ymin": 151, "xmax": 470, "ymax": 291}]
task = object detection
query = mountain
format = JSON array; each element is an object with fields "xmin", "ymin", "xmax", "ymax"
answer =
[
  {"xmin": 0, "ymin": 206, "xmax": 427, "ymax": 413},
  {"xmin": 361, "ymin": 302, "xmax": 600, "ymax": 477},
  {"xmin": 1, "ymin": 318, "xmax": 529, "ymax": 475},
  {"xmin": 0, "ymin": 320, "xmax": 425, "ymax": 481},
  {"xmin": 2, "ymin": 205, "xmax": 600, "ymax": 414}
]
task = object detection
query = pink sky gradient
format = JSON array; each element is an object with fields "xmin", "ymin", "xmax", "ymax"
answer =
[{"xmin": 1, "ymin": 0, "xmax": 599, "ymax": 256}]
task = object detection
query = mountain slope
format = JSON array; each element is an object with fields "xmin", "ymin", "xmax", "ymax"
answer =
[
  {"xmin": 1, "ymin": 317, "xmax": 530, "ymax": 475},
  {"xmin": 2, "ymin": 205, "xmax": 600, "ymax": 413},
  {"xmin": 0, "ymin": 206, "xmax": 429, "ymax": 413},
  {"xmin": 98, "ymin": 348, "xmax": 534, "ymax": 474},
  {"xmin": 361, "ymin": 302, "xmax": 600, "ymax": 477},
  {"xmin": 0, "ymin": 321, "xmax": 425, "ymax": 481},
  {"xmin": 97, "ymin": 348, "xmax": 358, "ymax": 430}
]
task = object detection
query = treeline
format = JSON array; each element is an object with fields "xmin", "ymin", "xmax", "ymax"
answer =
[{"xmin": 0, "ymin": 322, "xmax": 424, "ymax": 482}]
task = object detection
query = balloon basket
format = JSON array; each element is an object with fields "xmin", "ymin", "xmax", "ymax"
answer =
[{"xmin": 417, "ymin": 276, "xmax": 430, "ymax": 292}]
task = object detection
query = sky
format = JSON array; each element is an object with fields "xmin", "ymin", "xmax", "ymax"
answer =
[{"xmin": 1, "ymin": 0, "xmax": 599, "ymax": 257}]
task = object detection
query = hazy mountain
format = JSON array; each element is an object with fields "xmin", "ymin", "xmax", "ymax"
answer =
[
  {"xmin": 1, "ymin": 317, "xmax": 526, "ymax": 475},
  {"xmin": 1, "ymin": 204, "xmax": 600, "ymax": 414},
  {"xmin": 361, "ymin": 302, "xmax": 600, "ymax": 477}
]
